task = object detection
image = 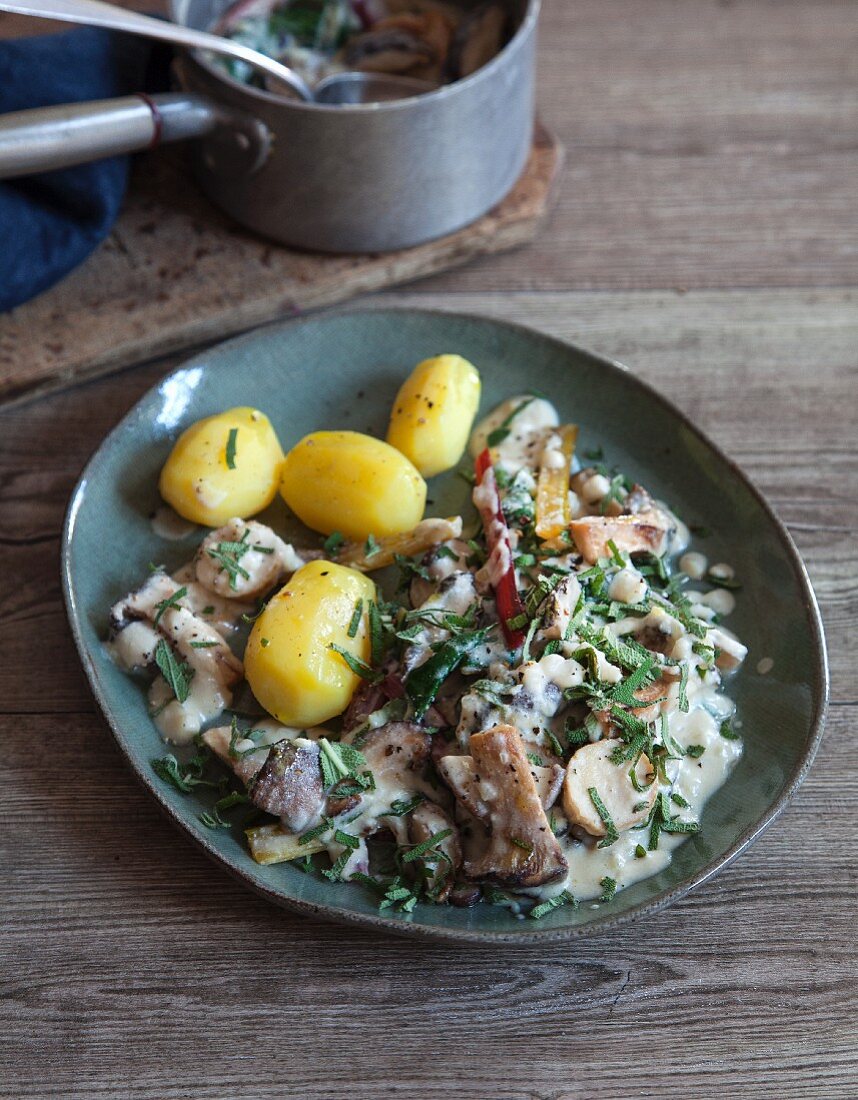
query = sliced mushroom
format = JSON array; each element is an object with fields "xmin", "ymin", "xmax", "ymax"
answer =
[
  {"xmin": 438, "ymin": 753, "xmax": 564, "ymax": 822},
  {"xmin": 345, "ymin": 26, "xmax": 436, "ymax": 73},
  {"xmin": 407, "ymin": 801, "xmax": 461, "ymax": 902},
  {"xmin": 541, "ymin": 574, "xmax": 582, "ymax": 640},
  {"xmin": 459, "ymin": 725, "xmax": 567, "ymax": 889},
  {"xmin": 563, "ymin": 738, "xmax": 657, "ymax": 837},
  {"xmin": 194, "ymin": 518, "xmax": 307, "ymax": 601},
  {"xmin": 361, "ymin": 721, "xmax": 432, "ymax": 785},
  {"xmin": 202, "ymin": 721, "xmax": 287, "ymax": 785},
  {"xmin": 448, "ymin": 2, "xmax": 506, "ymax": 79},
  {"xmin": 568, "ymin": 513, "xmax": 669, "ymax": 564},
  {"xmin": 249, "ymin": 739, "xmax": 326, "ymax": 832}
]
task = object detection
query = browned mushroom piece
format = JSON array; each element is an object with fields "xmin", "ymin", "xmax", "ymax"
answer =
[
  {"xmin": 345, "ymin": 26, "xmax": 437, "ymax": 74},
  {"xmin": 407, "ymin": 801, "xmax": 462, "ymax": 902},
  {"xmin": 568, "ymin": 513, "xmax": 669, "ymax": 564},
  {"xmin": 623, "ymin": 484, "xmax": 656, "ymax": 515},
  {"xmin": 248, "ymin": 740, "xmax": 326, "ymax": 832},
  {"xmin": 438, "ymin": 753, "xmax": 564, "ymax": 822},
  {"xmin": 360, "ymin": 721, "xmax": 432, "ymax": 789},
  {"xmin": 448, "ymin": 2, "xmax": 506, "ymax": 79},
  {"xmin": 456, "ymin": 725, "xmax": 568, "ymax": 889}
]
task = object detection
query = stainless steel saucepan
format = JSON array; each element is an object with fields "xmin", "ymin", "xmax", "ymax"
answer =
[{"xmin": 0, "ymin": 0, "xmax": 540, "ymax": 251}]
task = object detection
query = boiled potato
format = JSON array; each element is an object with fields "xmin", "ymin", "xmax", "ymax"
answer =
[
  {"xmin": 245, "ymin": 560, "xmax": 376, "ymax": 727},
  {"xmin": 386, "ymin": 355, "xmax": 481, "ymax": 477},
  {"xmin": 159, "ymin": 407, "xmax": 284, "ymax": 526},
  {"xmin": 280, "ymin": 430, "xmax": 426, "ymax": 540}
]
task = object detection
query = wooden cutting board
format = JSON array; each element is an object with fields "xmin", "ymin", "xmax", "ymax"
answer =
[{"xmin": 0, "ymin": 122, "xmax": 562, "ymax": 405}]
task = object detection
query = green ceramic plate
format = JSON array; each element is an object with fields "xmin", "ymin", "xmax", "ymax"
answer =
[{"xmin": 62, "ymin": 309, "xmax": 828, "ymax": 943}]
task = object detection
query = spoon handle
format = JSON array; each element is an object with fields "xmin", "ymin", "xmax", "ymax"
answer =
[{"xmin": 0, "ymin": 0, "xmax": 312, "ymax": 100}]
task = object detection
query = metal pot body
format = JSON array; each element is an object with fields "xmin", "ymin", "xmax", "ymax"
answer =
[{"xmin": 172, "ymin": 0, "xmax": 538, "ymax": 252}]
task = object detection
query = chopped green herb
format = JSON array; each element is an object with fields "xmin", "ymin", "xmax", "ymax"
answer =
[
  {"xmin": 364, "ymin": 533, "xmax": 381, "ymax": 558},
  {"xmin": 529, "ymin": 890, "xmax": 577, "ymax": 920},
  {"xmin": 190, "ymin": 639, "xmax": 218, "ymax": 649},
  {"xmin": 526, "ymin": 752, "xmax": 546, "ymax": 768},
  {"xmin": 260, "ymin": 637, "xmax": 270, "ymax": 648},
  {"xmin": 598, "ymin": 876, "xmax": 617, "ymax": 902},
  {"xmin": 486, "ymin": 396, "xmax": 536, "ymax": 447},
  {"xmin": 153, "ymin": 585, "xmax": 187, "ymax": 625},
  {"xmin": 299, "ymin": 817, "xmax": 333, "ymax": 845},
  {"xmin": 151, "ymin": 751, "xmax": 217, "ymax": 793},
  {"xmin": 705, "ymin": 570, "xmax": 741, "ymax": 591},
  {"xmin": 677, "ymin": 663, "xmax": 690, "ymax": 713},
  {"xmin": 509, "ymin": 837, "xmax": 534, "ymax": 853},
  {"xmin": 720, "ymin": 718, "xmax": 741, "ymax": 740},
  {"xmin": 225, "ymin": 427, "xmax": 238, "ymax": 469},
  {"xmin": 588, "ymin": 787, "xmax": 619, "ymax": 847},
  {"xmin": 328, "ymin": 643, "xmax": 380, "ymax": 682},
  {"xmin": 686, "ymin": 744, "xmax": 706, "ymax": 758},
  {"xmin": 323, "ymin": 531, "xmax": 344, "ymax": 556},
  {"xmin": 380, "ymin": 795, "xmax": 425, "ymax": 818},
  {"xmin": 207, "ymin": 530, "xmax": 251, "ymax": 590},
  {"xmin": 347, "ymin": 598, "xmax": 364, "ymax": 639},
  {"xmin": 214, "ymin": 790, "xmax": 249, "ymax": 812},
  {"xmin": 153, "ymin": 639, "xmax": 193, "ymax": 704},
  {"xmin": 368, "ymin": 599, "xmax": 384, "ymax": 666},
  {"xmin": 671, "ymin": 791, "xmax": 690, "ymax": 809},
  {"xmin": 199, "ymin": 806, "xmax": 231, "ymax": 829},
  {"xmin": 634, "ymin": 844, "xmax": 647, "ymax": 859},
  {"xmin": 401, "ymin": 828, "xmax": 452, "ymax": 864}
]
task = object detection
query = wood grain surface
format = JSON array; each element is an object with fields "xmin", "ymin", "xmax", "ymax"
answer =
[{"xmin": 1, "ymin": 1, "xmax": 857, "ymax": 1097}]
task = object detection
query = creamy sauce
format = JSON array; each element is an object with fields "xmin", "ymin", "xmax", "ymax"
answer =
[{"xmin": 470, "ymin": 395, "xmax": 559, "ymax": 473}]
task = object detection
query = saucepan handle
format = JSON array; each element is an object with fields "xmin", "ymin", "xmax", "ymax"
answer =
[{"xmin": 0, "ymin": 91, "xmax": 270, "ymax": 179}]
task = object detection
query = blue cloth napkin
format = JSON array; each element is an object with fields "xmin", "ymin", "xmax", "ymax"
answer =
[{"xmin": 0, "ymin": 26, "xmax": 169, "ymax": 312}]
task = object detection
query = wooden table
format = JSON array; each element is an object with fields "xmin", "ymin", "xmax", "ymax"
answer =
[{"xmin": 2, "ymin": 2, "xmax": 856, "ymax": 1096}]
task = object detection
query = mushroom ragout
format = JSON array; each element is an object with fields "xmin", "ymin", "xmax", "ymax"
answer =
[
  {"xmin": 215, "ymin": 0, "xmax": 509, "ymax": 92},
  {"xmin": 108, "ymin": 385, "xmax": 747, "ymax": 919}
]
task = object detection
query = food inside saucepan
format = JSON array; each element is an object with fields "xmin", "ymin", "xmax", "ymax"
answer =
[
  {"xmin": 214, "ymin": 0, "xmax": 509, "ymax": 91},
  {"xmin": 107, "ymin": 359, "xmax": 748, "ymax": 920}
]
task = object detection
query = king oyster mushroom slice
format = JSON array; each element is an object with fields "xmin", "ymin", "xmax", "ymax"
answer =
[
  {"xmin": 360, "ymin": 721, "xmax": 433, "ymax": 790},
  {"xmin": 459, "ymin": 725, "xmax": 568, "ymax": 889},
  {"xmin": 448, "ymin": 1, "xmax": 506, "ymax": 79},
  {"xmin": 203, "ymin": 721, "xmax": 292, "ymax": 785},
  {"xmin": 567, "ymin": 513, "xmax": 670, "ymax": 565},
  {"xmin": 249, "ymin": 739, "xmax": 326, "ymax": 833},
  {"xmin": 195, "ymin": 518, "xmax": 308, "ymax": 601},
  {"xmin": 407, "ymin": 801, "xmax": 462, "ymax": 902},
  {"xmin": 563, "ymin": 738, "xmax": 657, "ymax": 838},
  {"xmin": 438, "ymin": 753, "xmax": 565, "ymax": 822}
]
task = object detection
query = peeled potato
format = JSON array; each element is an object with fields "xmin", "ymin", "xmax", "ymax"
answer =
[
  {"xmin": 245, "ymin": 560, "xmax": 376, "ymax": 727},
  {"xmin": 386, "ymin": 354, "xmax": 481, "ymax": 477},
  {"xmin": 159, "ymin": 407, "xmax": 284, "ymax": 526},
  {"xmin": 280, "ymin": 430, "xmax": 426, "ymax": 540}
]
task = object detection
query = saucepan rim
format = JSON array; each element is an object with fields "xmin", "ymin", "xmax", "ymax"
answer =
[{"xmin": 169, "ymin": 0, "xmax": 541, "ymax": 113}]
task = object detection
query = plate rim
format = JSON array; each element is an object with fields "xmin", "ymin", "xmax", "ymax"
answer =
[{"xmin": 61, "ymin": 306, "xmax": 830, "ymax": 945}]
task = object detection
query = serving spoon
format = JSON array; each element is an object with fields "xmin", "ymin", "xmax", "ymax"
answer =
[{"xmin": 0, "ymin": 0, "xmax": 437, "ymax": 104}]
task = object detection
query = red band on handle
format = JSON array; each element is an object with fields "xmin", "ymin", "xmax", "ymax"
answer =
[{"xmin": 136, "ymin": 93, "xmax": 163, "ymax": 151}]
